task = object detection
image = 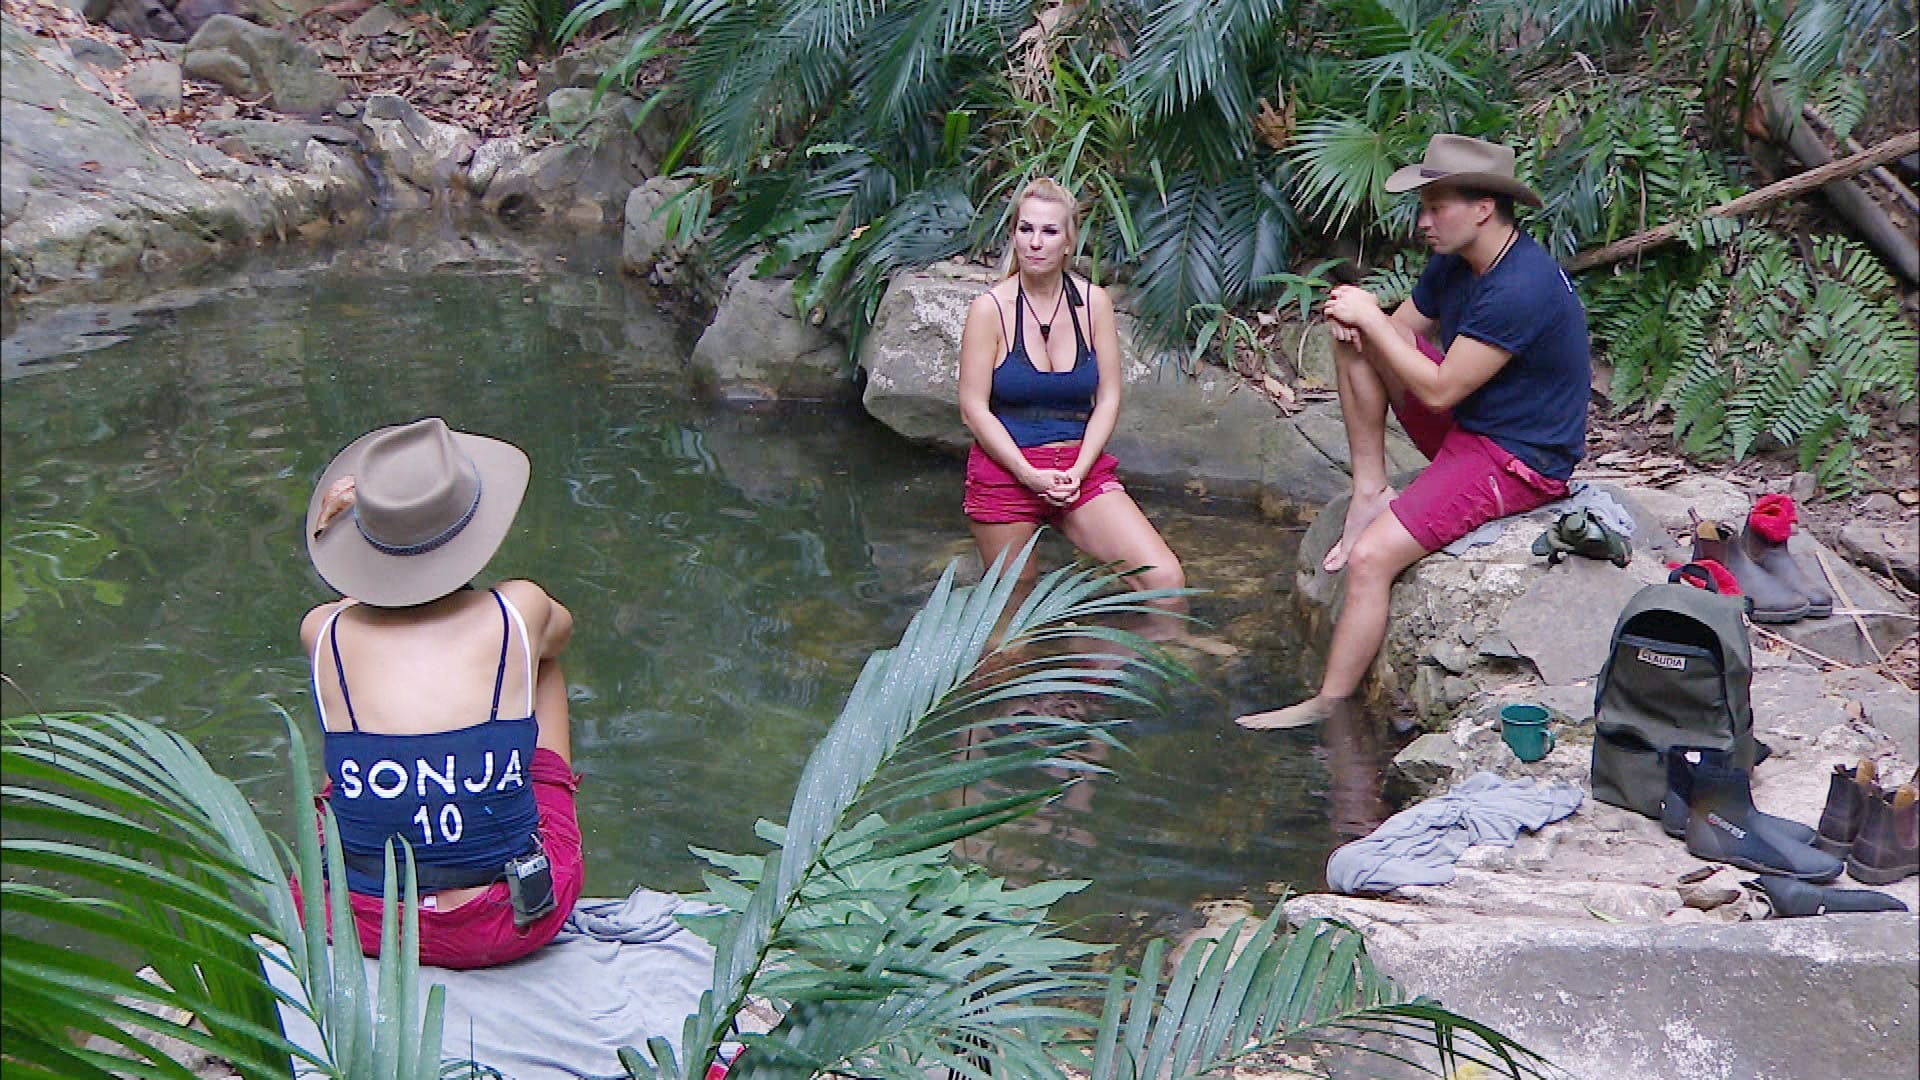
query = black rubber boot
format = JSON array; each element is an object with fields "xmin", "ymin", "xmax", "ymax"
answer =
[
  {"xmin": 1684, "ymin": 752, "xmax": 1843, "ymax": 882},
  {"xmin": 1692, "ymin": 521, "xmax": 1809, "ymax": 623},
  {"xmin": 1847, "ymin": 783, "xmax": 1919, "ymax": 885},
  {"xmin": 1814, "ymin": 760, "xmax": 1878, "ymax": 856},
  {"xmin": 1663, "ymin": 748, "xmax": 1814, "ymax": 844},
  {"xmin": 1749, "ymin": 874, "xmax": 1908, "ymax": 917}
]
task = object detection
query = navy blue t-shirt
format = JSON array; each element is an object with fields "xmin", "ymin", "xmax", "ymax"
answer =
[{"xmin": 1409, "ymin": 233, "xmax": 1590, "ymax": 480}]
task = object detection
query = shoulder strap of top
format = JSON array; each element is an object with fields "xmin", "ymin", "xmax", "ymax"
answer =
[
  {"xmin": 315, "ymin": 605, "xmax": 359, "ymax": 731},
  {"xmin": 986, "ymin": 290, "xmax": 1014, "ymax": 358},
  {"xmin": 1010, "ymin": 281, "xmax": 1027, "ymax": 353},
  {"xmin": 486, "ymin": 589, "xmax": 510, "ymax": 722},
  {"xmin": 495, "ymin": 588, "xmax": 537, "ymax": 718},
  {"xmin": 1067, "ymin": 275, "xmax": 1091, "ymax": 358}
]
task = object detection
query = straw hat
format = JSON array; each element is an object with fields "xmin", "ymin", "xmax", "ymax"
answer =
[
  {"xmin": 305, "ymin": 418, "xmax": 529, "ymax": 608},
  {"xmin": 1384, "ymin": 134, "xmax": 1542, "ymax": 208}
]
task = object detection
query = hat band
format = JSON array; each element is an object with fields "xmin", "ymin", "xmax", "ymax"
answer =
[{"xmin": 354, "ymin": 480, "xmax": 483, "ymax": 557}]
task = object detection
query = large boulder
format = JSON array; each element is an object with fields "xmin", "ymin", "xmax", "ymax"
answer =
[
  {"xmin": 2, "ymin": 16, "xmax": 372, "ymax": 294},
  {"xmin": 689, "ymin": 262, "xmax": 845, "ymax": 403},
  {"xmin": 856, "ymin": 264, "xmax": 1425, "ymax": 503},
  {"xmin": 621, "ymin": 174, "xmax": 689, "ymax": 273},
  {"xmin": 1285, "ymin": 895, "xmax": 1919, "ymax": 1080},
  {"xmin": 179, "ymin": 14, "xmax": 342, "ymax": 115},
  {"xmin": 356, "ymin": 94, "xmax": 475, "ymax": 208}
]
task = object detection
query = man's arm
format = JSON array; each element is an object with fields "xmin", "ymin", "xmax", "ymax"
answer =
[{"xmin": 1327, "ymin": 286, "xmax": 1510, "ymax": 411}]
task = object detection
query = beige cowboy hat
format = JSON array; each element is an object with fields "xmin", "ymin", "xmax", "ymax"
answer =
[
  {"xmin": 1384, "ymin": 134, "xmax": 1543, "ymax": 208},
  {"xmin": 305, "ymin": 418, "xmax": 529, "ymax": 608}
]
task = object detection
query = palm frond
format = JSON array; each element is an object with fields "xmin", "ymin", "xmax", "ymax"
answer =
[{"xmin": 1129, "ymin": 170, "xmax": 1295, "ymax": 350}]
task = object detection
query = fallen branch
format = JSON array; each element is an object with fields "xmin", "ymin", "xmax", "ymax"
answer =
[
  {"xmin": 1567, "ymin": 130, "xmax": 1920, "ymax": 273},
  {"xmin": 1802, "ymin": 105, "xmax": 1920, "ymax": 216}
]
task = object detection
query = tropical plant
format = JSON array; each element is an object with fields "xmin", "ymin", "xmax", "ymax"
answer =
[
  {"xmin": 1587, "ymin": 229, "xmax": 1917, "ymax": 494},
  {"xmin": 1, "ymin": 708, "xmax": 454, "ymax": 1078},
  {"xmin": 488, "ymin": 0, "xmax": 581, "ymax": 71},
  {"xmin": 613, "ymin": 540, "xmax": 1555, "ymax": 1079}
]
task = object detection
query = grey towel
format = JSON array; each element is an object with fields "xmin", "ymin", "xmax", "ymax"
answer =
[
  {"xmin": 269, "ymin": 887, "xmax": 723, "ymax": 1079},
  {"xmin": 1325, "ymin": 772, "xmax": 1584, "ymax": 895}
]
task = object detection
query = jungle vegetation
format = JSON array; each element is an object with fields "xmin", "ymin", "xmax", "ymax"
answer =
[{"xmin": 535, "ymin": 0, "xmax": 1917, "ymax": 492}]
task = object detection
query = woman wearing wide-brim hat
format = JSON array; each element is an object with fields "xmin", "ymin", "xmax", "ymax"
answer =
[{"xmin": 300, "ymin": 417, "xmax": 584, "ymax": 969}]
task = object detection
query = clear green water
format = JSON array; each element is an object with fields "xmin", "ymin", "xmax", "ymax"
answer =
[{"xmin": 1, "ymin": 228, "xmax": 1386, "ymax": 946}]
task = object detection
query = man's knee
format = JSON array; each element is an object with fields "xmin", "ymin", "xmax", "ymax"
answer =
[{"xmin": 1346, "ymin": 531, "xmax": 1424, "ymax": 584}]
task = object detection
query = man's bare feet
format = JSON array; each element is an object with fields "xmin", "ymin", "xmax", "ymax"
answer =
[
  {"xmin": 1235, "ymin": 694, "xmax": 1349, "ymax": 731},
  {"xmin": 1322, "ymin": 485, "xmax": 1397, "ymax": 574}
]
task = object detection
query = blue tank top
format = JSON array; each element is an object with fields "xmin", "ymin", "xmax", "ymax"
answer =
[
  {"xmin": 317, "ymin": 589, "xmax": 542, "ymax": 895},
  {"xmin": 989, "ymin": 279, "xmax": 1099, "ymax": 447}
]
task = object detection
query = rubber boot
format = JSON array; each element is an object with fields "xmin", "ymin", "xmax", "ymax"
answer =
[
  {"xmin": 1739, "ymin": 526, "xmax": 1833, "ymax": 618},
  {"xmin": 1847, "ymin": 783, "xmax": 1919, "ymax": 885},
  {"xmin": 1692, "ymin": 521, "xmax": 1809, "ymax": 623},
  {"xmin": 1684, "ymin": 752, "xmax": 1843, "ymax": 882},
  {"xmin": 1749, "ymin": 874, "xmax": 1908, "ymax": 917},
  {"xmin": 1663, "ymin": 748, "xmax": 1814, "ymax": 844},
  {"xmin": 1814, "ymin": 760, "xmax": 1878, "ymax": 856}
]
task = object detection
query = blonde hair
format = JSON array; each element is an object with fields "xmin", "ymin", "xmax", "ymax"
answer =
[{"xmin": 999, "ymin": 178, "xmax": 1080, "ymax": 279}]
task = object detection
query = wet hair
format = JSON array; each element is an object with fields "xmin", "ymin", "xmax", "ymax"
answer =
[
  {"xmin": 999, "ymin": 178, "xmax": 1080, "ymax": 279},
  {"xmin": 1447, "ymin": 186, "xmax": 1517, "ymax": 225}
]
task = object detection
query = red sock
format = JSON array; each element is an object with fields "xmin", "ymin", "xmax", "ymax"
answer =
[{"xmin": 1747, "ymin": 493, "xmax": 1796, "ymax": 543}]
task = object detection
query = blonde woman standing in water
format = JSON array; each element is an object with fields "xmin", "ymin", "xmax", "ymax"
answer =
[{"xmin": 956, "ymin": 178, "xmax": 1186, "ymax": 608}]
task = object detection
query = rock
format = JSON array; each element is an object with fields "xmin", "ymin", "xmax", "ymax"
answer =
[
  {"xmin": 341, "ymin": 3, "xmax": 404, "ymax": 39},
  {"xmin": 200, "ymin": 118, "xmax": 354, "ymax": 167},
  {"xmin": 463, "ymin": 136, "xmax": 525, "ymax": 197},
  {"xmin": 172, "ymin": 0, "xmax": 248, "ymax": 34},
  {"xmin": 105, "ymin": 0, "xmax": 186, "ymax": 41},
  {"xmin": 856, "ymin": 267, "xmax": 1425, "ymax": 502},
  {"xmin": 535, "ymin": 35, "xmax": 631, "ymax": 98},
  {"xmin": 181, "ymin": 14, "xmax": 343, "ymax": 115},
  {"xmin": 1272, "ymin": 317, "xmax": 1335, "ymax": 388},
  {"xmin": 476, "ymin": 97, "xmax": 652, "ymax": 225},
  {"xmin": 1676, "ymin": 876, "xmax": 1744, "ymax": 911},
  {"xmin": 1387, "ymin": 733, "xmax": 1461, "ymax": 797},
  {"xmin": 69, "ymin": 37, "xmax": 126, "ymax": 69},
  {"xmin": 1837, "ymin": 519, "xmax": 1919, "ymax": 591},
  {"xmin": 621, "ymin": 174, "xmax": 688, "ymax": 271},
  {"xmin": 1622, "ymin": 474, "xmax": 1748, "ymax": 538},
  {"xmin": 1789, "ymin": 470, "xmax": 1818, "ymax": 503},
  {"xmin": 1499, "ymin": 556, "xmax": 1658, "ymax": 686},
  {"xmin": 689, "ymin": 262, "xmax": 847, "ymax": 402},
  {"xmin": 1283, "ymin": 897, "xmax": 1919, "ymax": 1080},
  {"xmin": 1860, "ymin": 492, "xmax": 1902, "ymax": 515},
  {"xmin": 357, "ymin": 93, "xmax": 475, "ymax": 206},
  {"xmin": 546, "ymin": 86, "xmax": 594, "ymax": 128},
  {"xmin": 1822, "ymin": 668, "xmax": 1919, "ymax": 760},
  {"xmin": 1767, "ymin": 535, "xmax": 1912, "ymax": 666},
  {"xmin": 121, "ymin": 57, "xmax": 181, "ymax": 111}
]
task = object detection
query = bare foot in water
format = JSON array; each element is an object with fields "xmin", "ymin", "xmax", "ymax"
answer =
[
  {"xmin": 1322, "ymin": 485, "xmax": 1396, "ymax": 574},
  {"xmin": 1235, "ymin": 694, "xmax": 1349, "ymax": 731}
]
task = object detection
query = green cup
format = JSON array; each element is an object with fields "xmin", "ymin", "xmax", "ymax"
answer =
[{"xmin": 1499, "ymin": 704, "xmax": 1555, "ymax": 763}]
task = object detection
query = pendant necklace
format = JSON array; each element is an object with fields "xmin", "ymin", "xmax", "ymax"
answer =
[{"xmin": 1023, "ymin": 282, "xmax": 1065, "ymax": 343}]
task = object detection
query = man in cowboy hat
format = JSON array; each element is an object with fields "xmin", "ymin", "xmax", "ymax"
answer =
[
  {"xmin": 301, "ymin": 417, "xmax": 585, "ymax": 968},
  {"xmin": 1239, "ymin": 134, "xmax": 1590, "ymax": 731}
]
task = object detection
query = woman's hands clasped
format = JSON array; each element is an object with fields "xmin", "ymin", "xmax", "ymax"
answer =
[{"xmin": 1024, "ymin": 465, "xmax": 1082, "ymax": 507}]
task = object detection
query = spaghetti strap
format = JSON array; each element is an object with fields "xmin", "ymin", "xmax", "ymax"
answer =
[
  {"xmin": 486, "ymin": 589, "xmax": 509, "ymax": 723},
  {"xmin": 987, "ymin": 289, "xmax": 1016, "ymax": 358},
  {"xmin": 496, "ymin": 590, "xmax": 537, "ymax": 718},
  {"xmin": 323, "ymin": 609, "xmax": 361, "ymax": 732}
]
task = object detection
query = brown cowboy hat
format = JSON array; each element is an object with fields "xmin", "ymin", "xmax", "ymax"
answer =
[
  {"xmin": 1384, "ymin": 134, "xmax": 1542, "ymax": 208},
  {"xmin": 305, "ymin": 418, "xmax": 529, "ymax": 608}
]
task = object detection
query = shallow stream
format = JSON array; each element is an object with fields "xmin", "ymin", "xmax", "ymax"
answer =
[{"xmin": 0, "ymin": 226, "xmax": 1390, "ymax": 946}]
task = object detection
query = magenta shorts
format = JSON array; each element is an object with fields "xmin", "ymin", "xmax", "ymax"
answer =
[
  {"xmin": 300, "ymin": 748, "xmax": 585, "ymax": 970},
  {"xmin": 1389, "ymin": 338, "xmax": 1569, "ymax": 552},
  {"xmin": 964, "ymin": 443, "xmax": 1124, "ymax": 524}
]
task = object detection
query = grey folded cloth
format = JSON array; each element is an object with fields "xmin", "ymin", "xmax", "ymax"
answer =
[
  {"xmin": 1326, "ymin": 772, "xmax": 1584, "ymax": 895},
  {"xmin": 1438, "ymin": 480, "xmax": 1635, "ymax": 556},
  {"xmin": 269, "ymin": 887, "xmax": 722, "ymax": 1079}
]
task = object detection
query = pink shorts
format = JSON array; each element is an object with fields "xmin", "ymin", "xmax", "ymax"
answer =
[
  {"xmin": 964, "ymin": 443, "xmax": 1124, "ymax": 524},
  {"xmin": 1389, "ymin": 338, "xmax": 1569, "ymax": 552},
  {"xmin": 299, "ymin": 748, "xmax": 585, "ymax": 970}
]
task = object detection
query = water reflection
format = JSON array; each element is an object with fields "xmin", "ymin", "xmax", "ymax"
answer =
[{"xmin": 2, "ymin": 226, "xmax": 1385, "ymax": 940}]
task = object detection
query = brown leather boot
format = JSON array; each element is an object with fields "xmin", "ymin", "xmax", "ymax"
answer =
[
  {"xmin": 1815, "ymin": 760, "xmax": 1879, "ymax": 856},
  {"xmin": 1847, "ymin": 782, "xmax": 1919, "ymax": 885},
  {"xmin": 1692, "ymin": 521, "xmax": 1809, "ymax": 624},
  {"xmin": 1739, "ymin": 526, "xmax": 1833, "ymax": 618}
]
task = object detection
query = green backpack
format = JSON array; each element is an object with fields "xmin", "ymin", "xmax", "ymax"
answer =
[{"xmin": 1590, "ymin": 567, "xmax": 1758, "ymax": 818}]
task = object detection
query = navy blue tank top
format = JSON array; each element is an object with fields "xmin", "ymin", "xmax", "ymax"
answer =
[
  {"xmin": 989, "ymin": 279, "xmax": 1099, "ymax": 447},
  {"xmin": 317, "ymin": 589, "xmax": 542, "ymax": 895}
]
